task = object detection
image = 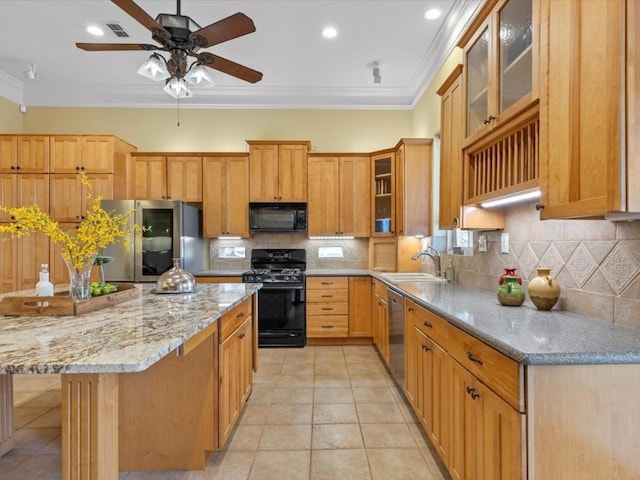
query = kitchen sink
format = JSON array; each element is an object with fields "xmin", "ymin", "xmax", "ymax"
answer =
[{"xmin": 379, "ymin": 272, "xmax": 447, "ymax": 283}]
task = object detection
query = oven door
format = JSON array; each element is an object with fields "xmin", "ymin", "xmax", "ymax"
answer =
[{"xmin": 257, "ymin": 283, "xmax": 306, "ymax": 347}]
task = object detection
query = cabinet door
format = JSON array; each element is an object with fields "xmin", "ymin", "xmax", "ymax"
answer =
[
  {"xmin": 16, "ymin": 232, "xmax": 49, "ymax": 291},
  {"xmin": 83, "ymin": 174, "xmax": 113, "ymax": 214},
  {"xmin": 134, "ymin": 156, "xmax": 166, "ymax": 200},
  {"xmin": 464, "ymin": 21, "xmax": 491, "ymax": 139},
  {"xmin": 81, "ymin": 136, "xmax": 114, "ymax": 173},
  {"xmin": 375, "ymin": 297, "xmax": 389, "ymax": 365},
  {"xmin": 431, "ymin": 342, "xmax": 451, "ymax": 465},
  {"xmin": 203, "ymin": 157, "xmax": 225, "ymax": 237},
  {"xmin": 278, "ymin": 144, "xmax": 307, "ymax": 202},
  {"xmin": 481, "ymin": 382, "xmax": 525, "ymax": 480},
  {"xmin": 539, "ymin": 0, "xmax": 625, "ymax": 218},
  {"xmin": 0, "ymin": 235, "xmax": 17, "ymax": 293},
  {"xmin": 225, "ymin": 156, "xmax": 249, "ymax": 237},
  {"xmin": 249, "ymin": 145, "xmax": 278, "ymax": 201},
  {"xmin": 167, "ymin": 156, "xmax": 202, "ymax": 202},
  {"xmin": 239, "ymin": 317, "xmax": 253, "ymax": 404},
  {"xmin": 0, "ymin": 175, "xmax": 17, "ymax": 222},
  {"xmin": 339, "ymin": 156, "xmax": 370, "ymax": 237},
  {"xmin": 415, "ymin": 329, "xmax": 434, "ymax": 431},
  {"xmin": 50, "ymin": 136, "xmax": 82, "ymax": 173},
  {"xmin": 308, "ymin": 156, "xmax": 339, "ymax": 235},
  {"xmin": 17, "ymin": 136, "xmax": 50, "ymax": 173},
  {"xmin": 371, "ymin": 152, "xmax": 395, "ymax": 236},
  {"xmin": 50, "ymin": 175, "xmax": 82, "ymax": 222},
  {"xmin": 19, "ymin": 174, "xmax": 50, "ymax": 212},
  {"xmin": 399, "ymin": 141, "xmax": 432, "ymax": 237},
  {"xmin": 219, "ymin": 330, "xmax": 241, "ymax": 447},
  {"xmin": 449, "ymin": 360, "xmax": 482, "ymax": 480},
  {"xmin": 348, "ymin": 276, "xmax": 372, "ymax": 337},
  {"xmin": 0, "ymin": 136, "xmax": 17, "ymax": 172}
]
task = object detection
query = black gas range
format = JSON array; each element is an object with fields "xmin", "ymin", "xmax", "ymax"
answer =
[{"xmin": 242, "ymin": 249, "xmax": 306, "ymax": 347}]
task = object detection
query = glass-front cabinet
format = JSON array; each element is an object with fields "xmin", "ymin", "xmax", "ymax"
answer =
[
  {"xmin": 463, "ymin": 0, "xmax": 535, "ymax": 142},
  {"xmin": 371, "ymin": 151, "xmax": 395, "ymax": 236}
]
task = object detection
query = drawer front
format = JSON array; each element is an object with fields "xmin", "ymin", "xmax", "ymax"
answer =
[
  {"xmin": 373, "ymin": 279, "xmax": 387, "ymax": 298},
  {"xmin": 219, "ymin": 298, "xmax": 252, "ymax": 342},
  {"xmin": 307, "ymin": 302, "xmax": 348, "ymax": 316},
  {"xmin": 448, "ymin": 325, "xmax": 522, "ymax": 411},
  {"xmin": 307, "ymin": 315, "xmax": 349, "ymax": 337},
  {"xmin": 307, "ymin": 276, "xmax": 349, "ymax": 290},
  {"xmin": 412, "ymin": 304, "xmax": 451, "ymax": 348},
  {"xmin": 307, "ymin": 289, "xmax": 349, "ymax": 303}
]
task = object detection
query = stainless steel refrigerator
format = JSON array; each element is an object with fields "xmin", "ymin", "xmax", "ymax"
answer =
[{"xmin": 99, "ymin": 200, "xmax": 207, "ymax": 282}]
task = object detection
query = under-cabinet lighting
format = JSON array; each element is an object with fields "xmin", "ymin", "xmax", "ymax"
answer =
[
  {"xmin": 480, "ymin": 189, "xmax": 540, "ymax": 208},
  {"xmin": 217, "ymin": 236, "xmax": 242, "ymax": 240},
  {"xmin": 309, "ymin": 236, "xmax": 355, "ymax": 240}
]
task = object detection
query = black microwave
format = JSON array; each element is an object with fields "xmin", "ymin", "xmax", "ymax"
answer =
[{"xmin": 249, "ymin": 203, "xmax": 307, "ymax": 233}]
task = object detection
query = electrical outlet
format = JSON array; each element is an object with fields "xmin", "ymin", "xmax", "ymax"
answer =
[
  {"xmin": 478, "ymin": 234, "xmax": 488, "ymax": 252},
  {"xmin": 501, "ymin": 233, "xmax": 509, "ymax": 254}
]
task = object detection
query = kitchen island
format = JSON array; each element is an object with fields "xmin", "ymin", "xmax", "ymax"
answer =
[{"xmin": 0, "ymin": 283, "xmax": 260, "ymax": 479}]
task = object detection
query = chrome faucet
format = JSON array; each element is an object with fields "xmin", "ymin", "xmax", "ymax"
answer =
[{"xmin": 411, "ymin": 246, "xmax": 442, "ymax": 277}]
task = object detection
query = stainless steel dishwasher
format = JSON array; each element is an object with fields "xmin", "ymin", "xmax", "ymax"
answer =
[{"xmin": 387, "ymin": 287, "xmax": 405, "ymax": 389}]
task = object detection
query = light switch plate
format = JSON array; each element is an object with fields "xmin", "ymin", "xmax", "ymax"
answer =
[{"xmin": 501, "ymin": 233, "xmax": 509, "ymax": 254}]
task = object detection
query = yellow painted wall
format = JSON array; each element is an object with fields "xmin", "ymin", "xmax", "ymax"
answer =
[
  {"xmin": 17, "ymin": 106, "xmax": 412, "ymax": 153},
  {"xmin": 0, "ymin": 97, "xmax": 24, "ymax": 132},
  {"xmin": 411, "ymin": 48, "xmax": 464, "ymax": 138}
]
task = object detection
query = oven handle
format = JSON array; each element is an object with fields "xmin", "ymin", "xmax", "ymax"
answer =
[{"xmin": 258, "ymin": 284, "xmax": 305, "ymax": 291}]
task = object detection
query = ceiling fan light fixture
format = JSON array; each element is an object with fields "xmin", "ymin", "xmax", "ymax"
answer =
[
  {"xmin": 163, "ymin": 77, "xmax": 193, "ymax": 98},
  {"xmin": 137, "ymin": 54, "xmax": 171, "ymax": 81},
  {"xmin": 185, "ymin": 63, "xmax": 215, "ymax": 86}
]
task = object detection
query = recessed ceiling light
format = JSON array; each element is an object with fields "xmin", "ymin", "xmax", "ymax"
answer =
[
  {"xmin": 425, "ymin": 9, "xmax": 442, "ymax": 20},
  {"xmin": 86, "ymin": 25, "xmax": 104, "ymax": 36},
  {"xmin": 322, "ymin": 27, "xmax": 337, "ymax": 39}
]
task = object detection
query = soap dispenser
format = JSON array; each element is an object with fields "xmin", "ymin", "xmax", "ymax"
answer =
[{"xmin": 35, "ymin": 264, "xmax": 54, "ymax": 296}]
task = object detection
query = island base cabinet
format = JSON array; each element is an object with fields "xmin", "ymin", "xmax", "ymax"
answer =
[
  {"xmin": 118, "ymin": 331, "xmax": 217, "ymax": 471},
  {"xmin": 527, "ymin": 364, "xmax": 640, "ymax": 479},
  {"xmin": 0, "ymin": 374, "xmax": 14, "ymax": 457},
  {"xmin": 61, "ymin": 373, "xmax": 118, "ymax": 480}
]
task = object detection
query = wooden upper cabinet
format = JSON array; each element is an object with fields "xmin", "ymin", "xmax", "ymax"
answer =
[
  {"xmin": 396, "ymin": 139, "xmax": 432, "ymax": 237},
  {"xmin": 167, "ymin": 156, "xmax": 202, "ymax": 202},
  {"xmin": 12, "ymin": 136, "xmax": 50, "ymax": 173},
  {"xmin": 50, "ymin": 136, "xmax": 82, "ymax": 173},
  {"xmin": 308, "ymin": 154, "xmax": 370, "ymax": 237},
  {"xmin": 81, "ymin": 136, "xmax": 115, "ymax": 173},
  {"xmin": 0, "ymin": 174, "xmax": 50, "ymax": 222},
  {"xmin": 0, "ymin": 136, "xmax": 18, "ymax": 172},
  {"xmin": 371, "ymin": 151, "xmax": 396, "ymax": 236},
  {"xmin": 460, "ymin": 0, "xmax": 538, "ymax": 145},
  {"xmin": 438, "ymin": 65, "xmax": 503, "ymax": 230},
  {"xmin": 203, "ymin": 155, "xmax": 249, "ymax": 238},
  {"xmin": 538, "ymin": 0, "xmax": 638, "ymax": 219},
  {"xmin": 248, "ymin": 141, "xmax": 309, "ymax": 202},
  {"xmin": 133, "ymin": 156, "xmax": 167, "ymax": 200}
]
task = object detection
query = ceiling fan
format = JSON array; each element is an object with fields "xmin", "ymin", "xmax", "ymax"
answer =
[{"xmin": 76, "ymin": 0, "xmax": 263, "ymax": 93}]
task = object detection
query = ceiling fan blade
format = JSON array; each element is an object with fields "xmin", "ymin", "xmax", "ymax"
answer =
[
  {"xmin": 190, "ymin": 12, "xmax": 256, "ymax": 48},
  {"xmin": 111, "ymin": 0, "xmax": 170, "ymax": 39},
  {"xmin": 76, "ymin": 43, "xmax": 159, "ymax": 51},
  {"xmin": 198, "ymin": 52, "xmax": 263, "ymax": 83}
]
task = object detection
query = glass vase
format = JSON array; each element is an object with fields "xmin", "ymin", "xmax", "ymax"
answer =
[{"xmin": 64, "ymin": 254, "xmax": 97, "ymax": 301}]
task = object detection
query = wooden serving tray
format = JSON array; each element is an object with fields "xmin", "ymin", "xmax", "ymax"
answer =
[{"xmin": 0, "ymin": 283, "xmax": 140, "ymax": 316}]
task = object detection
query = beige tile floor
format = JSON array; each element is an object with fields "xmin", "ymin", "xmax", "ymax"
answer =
[{"xmin": 0, "ymin": 346, "xmax": 450, "ymax": 480}]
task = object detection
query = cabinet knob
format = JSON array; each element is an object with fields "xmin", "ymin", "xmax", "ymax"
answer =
[
  {"xmin": 10, "ymin": 166, "xmax": 15, "ymax": 170},
  {"xmin": 238, "ymin": 332, "xmax": 245, "ymax": 339},
  {"xmin": 81, "ymin": 166, "xmax": 85, "ymax": 171},
  {"xmin": 75, "ymin": 166, "xmax": 80, "ymax": 171},
  {"xmin": 321, "ymin": 325, "xmax": 334, "ymax": 329},
  {"xmin": 421, "ymin": 344, "xmax": 431, "ymax": 352},
  {"xmin": 535, "ymin": 202, "xmax": 544, "ymax": 211},
  {"xmin": 273, "ymin": 196, "xmax": 277, "ymax": 200},
  {"xmin": 466, "ymin": 351, "xmax": 483, "ymax": 365},
  {"xmin": 453, "ymin": 217, "xmax": 459, "ymax": 226},
  {"xmin": 408, "ymin": 307, "xmax": 414, "ymax": 312}
]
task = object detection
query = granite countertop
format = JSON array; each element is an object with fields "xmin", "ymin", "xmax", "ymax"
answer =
[
  {"xmin": 0, "ymin": 283, "xmax": 261, "ymax": 375},
  {"xmin": 371, "ymin": 274, "xmax": 640, "ymax": 366}
]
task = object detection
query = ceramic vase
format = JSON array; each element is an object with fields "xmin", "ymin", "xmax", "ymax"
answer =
[
  {"xmin": 527, "ymin": 268, "xmax": 560, "ymax": 311},
  {"xmin": 64, "ymin": 254, "xmax": 97, "ymax": 301},
  {"xmin": 497, "ymin": 276, "xmax": 525, "ymax": 306},
  {"xmin": 499, "ymin": 267, "xmax": 522, "ymax": 285}
]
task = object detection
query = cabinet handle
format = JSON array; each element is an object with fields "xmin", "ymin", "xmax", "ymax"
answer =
[
  {"xmin": 453, "ymin": 217, "xmax": 459, "ymax": 226},
  {"xmin": 466, "ymin": 386, "xmax": 474, "ymax": 394},
  {"xmin": 408, "ymin": 307, "xmax": 414, "ymax": 312},
  {"xmin": 321, "ymin": 281, "xmax": 333, "ymax": 285},
  {"xmin": 321, "ymin": 307, "xmax": 333, "ymax": 311},
  {"xmin": 423, "ymin": 321, "xmax": 432, "ymax": 328},
  {"xmin": 421, "ymin": 344, "xmax": 431, "ymax": 352},
  {"xmin": 466, "ymin": 386, "xmax": 480, "ymax": 400},
  {"xmin": 535, "ymin": 202, "xmax": 544, "ymax": 211},
  {"xmin": 467, "ymin": 352, "xmax": 483, "ymax": 365},
  {"xmin": 483, "ymin": 115, "xmax": 496, "ymax": 125},
  {"xmin": 321, "ymin": 325, "xmax": 334, "ymax": 329},
  {"xmin": 320, "ymin": 295, "xmax": 333, "ymax": 298},
  {"xmin": 236, "ymin": 312, "xmax": 244, "ymax": 318}
]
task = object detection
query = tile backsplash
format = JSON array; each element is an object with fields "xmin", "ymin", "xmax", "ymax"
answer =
[
  {"xmin": 446, "ymin": 201, "xmax": 640, "ymax": 328},
  {"xmin": 208, "ymin": 236, "xmax": 370, "ymax": 271}
]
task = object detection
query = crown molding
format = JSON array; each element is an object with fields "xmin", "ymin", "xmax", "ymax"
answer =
[{"xmin": 0, "ymin": 71, "xmax": 23, "ymax": 105}]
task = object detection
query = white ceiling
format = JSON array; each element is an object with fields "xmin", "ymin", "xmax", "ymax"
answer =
[{"xmin": 0, "ymin": 0, "xmax": 481, "ymax": 109}]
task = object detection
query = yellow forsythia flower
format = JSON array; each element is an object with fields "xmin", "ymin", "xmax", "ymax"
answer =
[{"xmin": 0, "ymin": 173, "xmax": 141, "ymax": 270}]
